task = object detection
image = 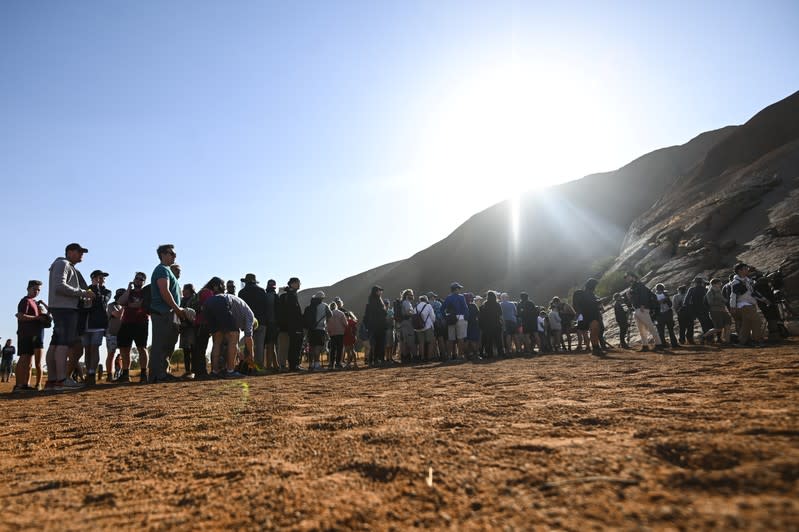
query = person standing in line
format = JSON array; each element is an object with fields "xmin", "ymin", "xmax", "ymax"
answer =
[
  {"xmin": 729, "ymin": 263, "xmax": 765, "ymax": 346},
  {"xmin": 204, "ymin": 283, "xmax": 255, "ymax": 379},
  {"xmin": 705, "ymin": 278, "xmax": 733, "ymax": 344},
  {"xmin": 364, "ymin": 286, "xmax": 388, "ymax": 366},
  {"xmin": 46, "ymin": 243, "xmax": 94, "ymax": 390},
  {"xmin": 105, "ymin": 288, "xmax": 125, "ymax": 382},
  {"xmin": 117, "ymin": 272, "xmax": 150, "ymax": 383},
  {"xmin": 442, "ymin": 282, "xmax": 469, "ymax": 360},
  {"xmin": 264, "ymin": 279, "xmax": 280, "ymax": 371},
  {"xmin": 1, "ymin": 339, "xmax": 14, "ymax": 383},
  {"xmin": 672, "ymin": 285, "xmax": 689, "ymax": 344},
  {"xmin": 499, "ymin": 293, "xmax": 518, "ymax": 355},
  {"xmin": 226, "ymin": 280, "xmax": 237, "ymax": 295},
  {"xmin": 613, "ymin": 293, "xmax": 630, "ymax": 349},
  {"xmin": 624, "ymin": 272, "xmax": 664, "ymax": 352},
  {"xmin": 548, "ymin": 301, "xmax": 563, "ymax": 352},
  {"xmin": 397, "ymin": 289, "xmax": 416, "ymax": 363},
  {"xmin": 684, "ymin": 277, "xmax": 714, "ymax": 342},
  {"xmin": 414, "ymin": 294, "xmax": 435, "ymax": 362},
  {"xmin": 478, "ymin": 291, "xmax": 503, "ymax": 358},
  {"xmin": 327, "ymin": 300, "xmax": 348, "ymax": 369},
  {"xmin": 654, "ymin": 283, "xmax": 679, "ymax": 348},
  {"xmin": 178, "ymin": 283, "xmax": 198, "ymax": 377},
  {"xmin": 277, "ymin": 277, "xmax": 304, "ymax": 371},
  {"xmin": 148, "ymin": 244, "xmax": 186, "ymax": 384},
  {"xmin": 13, "ymin": 281, "xmax": 46, "ymax": 391},
  {"xmin": 238, "ymin": 274, "xmax": 268, "ymax": 369},
  {"xmin": 82, "ymin": 270, "xmax": 112, "ymax": 385}
]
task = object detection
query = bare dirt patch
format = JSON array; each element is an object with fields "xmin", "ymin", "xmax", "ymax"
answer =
[{"xmin": 1, "ymin": 342, "xmax": 798, "ymax": 530}]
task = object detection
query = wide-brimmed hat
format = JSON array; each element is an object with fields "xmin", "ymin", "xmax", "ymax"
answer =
[
  {"xmin": 241, "ymin": 273, "xmax": 259, "ymax": 284},
  {"xmin": 313, "ymin": 291, "xmax": 326, "ymax": 299}
]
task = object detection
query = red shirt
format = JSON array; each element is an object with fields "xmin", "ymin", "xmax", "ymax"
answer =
[
  {"xmin": 195, "ymin": 288, "xmax": 215, "ymax": 326},
  {"xmin": 121, "ymin": 288, "xmax": 149, "ymax": 324}
]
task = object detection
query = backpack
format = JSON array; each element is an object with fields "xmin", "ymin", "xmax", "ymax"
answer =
[
  {"xmin": 572, "ymin": 289, "xmax": 586, "ymax": 315},
  {"xmin": 303, "ymin": 305, "xmax": 317, "ymax": 330},
  {"xmin": 647, "ymin": 289, "xmax": 659, "ymax": 311},
  {"xmin": 412, "ymin": 304, "xmax": 428, "ymax": 330}
]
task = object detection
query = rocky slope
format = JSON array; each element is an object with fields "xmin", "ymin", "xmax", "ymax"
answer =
[{"xmin": 304, "ymin": 91, "xmax": 799, "ymax": 320}]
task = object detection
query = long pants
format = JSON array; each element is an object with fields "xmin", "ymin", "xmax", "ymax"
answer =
[
  {"xmin": 193, "ymin": 324, "xmax": 209, "ymax": 376},
  {"xmin": 370, "ymin": 329, "xmax": 386, "ymax": 364},
  {"xmin": 482, "ymin": 329, "xmax": 504, "ymax": 357},
  {"xmin": 618, "ymin": 320, "xmax": 629, "ymax": 347},
  {"xmin": 687, "ymin": 308, "xmax": 713, "ymax": 337},
  {"xmin": 150, "ymin": 313, "xmax": 179, "ymax": 381},
  {"xmin": 656, "ymin": 310, "xmax": 679, "ymax": 347},
  {"xmin": 677, "ymin": 309, "xmax": 692, "ymax": 342},
  {"xmin": 329, "ymin": 335, "xmax": 344, "ymax": 367},
  {"xmin": 251, "ymin": 325, "xmax": 266, "ymax": 368},
  {"xmin": 634, "ymin": 309, "xmax": 662, "ymax": 346},
  {"xmin": 278, "ymin": 331, "xmax": 303, "ymax": 369},
  {"xmin": 738, "ymin": 305, "xmax": 763, "ymax": 344}
]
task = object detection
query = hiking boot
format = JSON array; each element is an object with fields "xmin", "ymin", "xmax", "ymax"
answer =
[
  {"xmin": 139, "ymin": 370, "xmax": 148, "ymax": 384},
  {"xmin": 86, "ymin": 373, "xmax": 96, "ymax": 386},
  {"xmin": 592, "ymin": 346, "xmax": 604, "ymax": 356}
]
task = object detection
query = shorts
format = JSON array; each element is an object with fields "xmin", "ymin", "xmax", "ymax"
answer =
[
  {"xmin": 106, "ymin": 335, "xmax": 118, "ymax": 353},
  {"xmin": 710, "ymin": 310, "xmax": 732, "ymax": 329},
  {"xmin": 117, "ymin": 321, "xmax": 149, "ymax": 349},
  {"xmin": 434, "ymin": 322, "xmax": 447, "ymax": 339},
  {"xmin": 18, "ymin": 334, "xmax": 44, "ymax": 355},
  {"xmin": 504, "ymin": 320, "xmax": 517, "ymax": 335},
  {"xmin": 265, "ymin": 322, "xmax": 279, "ymax": 344},
  {"xmin": 51, "ymin": 308, "xmax": 80, "ymax": 346},
  {"xmin": 448, "ymin": 319, "xmax": 468, "ymax": 341},
  {"xmin": 308, "ymin": 329, "xmax": 327, "ymax": 347},
  {"xmin": 576, "ymin": 319, "xmax": 589, "ymax": 331},
  {"xmin": 399, "ymin": 320, "xmax": 416, "ymax": 346},
  {"xmin": 415, "ymin": 327, "xmax": 434, "ymax": 345},
  {"xmin": 0, "ymin": 356, "xmax": 12, "ymax": 372},
  {"xmin": 205, "ymin": 297, "xmax": 236, "ymax": 334},
  {"xmin": 83, "ymin": 330, "xmax": 105, "ymax": 347}
]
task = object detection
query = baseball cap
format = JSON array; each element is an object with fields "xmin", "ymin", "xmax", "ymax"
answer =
[
  {"xmin": 90, "ymin": 270, "xmax": 109, "ymax": 278},
  {"xmin": 65, "ymin": 243, "xmax": 88, "ymax": 254},
  {"xmin": 450, "ymin": 282, "xmax": 463, "ymax": 290}
]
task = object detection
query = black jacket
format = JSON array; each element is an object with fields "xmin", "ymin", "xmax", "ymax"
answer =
[
  {"xmin": 614, "ymin": 301, "xmax": 628, "ymax": 324},
  {"xmin": 238, "ymin": 283, "xmax": 267, "ymax": 322},
  {"xmin": 364, "ymin": 298, "xmax": 387, "ymax": 333},
  {"xmin": 478, "ymin": 300, "xmax": 502, "ymax": 332},
  {"xmin": 629, "ymin": 281, "xmax": 654, "ymax": 310},
  {"xmin": 684, "ymin": 286, "xmax": 708, "ymax": 311},
  {"xmin": 277, "ymin": 288, "xmax": 303, "ymax": 333},
  {"xmin": 86, "ymin": 284, "xmax": 112, "ymax": 330}
]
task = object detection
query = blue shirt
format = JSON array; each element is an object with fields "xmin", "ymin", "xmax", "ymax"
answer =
[
  {"xmin": 150, "ymin": 264, "xmax": 181, "ymax": 314},
  {"xmin": 442, "ymin": 293, "xmax": 468, "ymax": 316},
  {"xmin": 500, "ymin": 301, "xmax": 518, "ymax": 323}
]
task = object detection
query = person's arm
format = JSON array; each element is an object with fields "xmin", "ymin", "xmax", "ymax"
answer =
[
  {"xmin": 54, "ymin": 261, "xmax": 87, "ymax": 298},
  {"xmin": 157, "ymin": 277, "xmax": 185, "ymax": 318}
]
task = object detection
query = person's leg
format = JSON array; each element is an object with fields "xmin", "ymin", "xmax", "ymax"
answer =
[
  {"xmin": 14, "ymin": 354, "xmax": 32, "ymax": 388},
  {"xmin": 210, "ymin": 332, "xmax": 223, "ymax": 374},
  {"xmin": 225, "ymin": 331, "xmax": 239, "ymax": 371},
  {"xmin": 252, "ymin": 325, "xmax": 266, "ymax": 368},
  {"xmin": 277, "ymin": 332, "xmax": 289, "ymax": 369},
  {"xmin": 589, "ymin": 320, "xmax": 601, "ymax": 349},
  {"xmin": 289, "ymin": 331, "xmax": 303, "ymax": 369},
  {"xmin": 633, "ymin": 309, "xmax": 651, "ymax": 349},
  {"xmin": 656, "ymin": 316, "xmax": 667, "ymax": 349}
]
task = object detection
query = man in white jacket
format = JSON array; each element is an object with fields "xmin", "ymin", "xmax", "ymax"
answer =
[{"xmin": 729, "ymin": 263, "xmax": 764, "ymax": 346}]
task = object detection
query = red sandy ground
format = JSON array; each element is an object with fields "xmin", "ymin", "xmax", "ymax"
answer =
[{"xmin": 1, "ymin": 341, "xmax": 797, "ymax": 531}]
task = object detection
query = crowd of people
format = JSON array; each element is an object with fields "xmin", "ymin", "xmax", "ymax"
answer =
[{"xmin": 4, "ymin": 242, "xmax": 793, "ymax": 393}]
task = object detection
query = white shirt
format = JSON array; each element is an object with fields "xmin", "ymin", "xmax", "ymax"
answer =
[{"xmin": 415, "ymin": 301, "xmax": 435, "ymax": 330}]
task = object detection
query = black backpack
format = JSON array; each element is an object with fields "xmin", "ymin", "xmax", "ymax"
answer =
[
  {"xmin": 572, "ymin": 289, "xmax": 586, "ymax": 314},
  {"xmin": 647, "ymin": 288, "xmax": 659, "ymax": 311},
  {"xmin": 303, "ymin": 305, "xmax": 317, "ymax": 330}
]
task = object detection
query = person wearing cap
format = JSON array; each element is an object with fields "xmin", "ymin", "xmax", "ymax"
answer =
[
  {"xmin": 264, "ymin": 279, "xmax": 279, "ymax": 370},
  {"xmin": 729, "ymin": 263, "xmax": 764, "ymax": 346},
  {"xmin": 13, "ymin": 280, "xmax": 48, "ymax": 391},
  {"xmin": 683, "ymin": 276, "xmax": 713, "ymax": 342},
  {"xmin": 238, "ymin": 273, "xmax": 268, "ymax": 369},
  {"xmin": 304, "ymin": 291, "xmax": 332, "ymax": 370},
  {"xmin": 117, "ymin": 271, "xmax": 150, "ymax": 383},
  {"xmin": 277, "ymin": 277, "xmax": 304, "ymax": 371},
  {"xmin": 363, "ymin": 286, "xmax": 388, "ymax": 366},
  {"xmin": 442, "ymin": 282, "xmax": 469, "ymax": 360},
  {"xmin": 104, "ymin": 288, "xmax": 126, "ymax": 382},
  {"xmin": 45, "ymin": 243, "xmax": 94, "ymax": 390},
  {"xmin": 148, "ymin": 244, "xmax": 186, "ymax": 384},
  {"xmin": 82, "ymin": 269, "xmax": 112, "ymax": 385},
  {"xmin": 624, "ymin": 271, "xmax": 664, "ymax": 352}
]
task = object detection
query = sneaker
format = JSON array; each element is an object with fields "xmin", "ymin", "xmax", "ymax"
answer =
[
  {"xmin": 181, "ymin": 372, "xmax": 195, "ymax": 380},
  {"xmin": 62, "ymin": 377, "xmax": 84, "ymax": 389},
  {"xmin": 223, "ymin": 370, "xmax": 245, "ymax": 379}
]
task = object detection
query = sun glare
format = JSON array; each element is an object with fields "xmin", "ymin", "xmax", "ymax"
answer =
[{"xmin": 414, "ymin": 61, "xmax": 615, "ymax": 204}]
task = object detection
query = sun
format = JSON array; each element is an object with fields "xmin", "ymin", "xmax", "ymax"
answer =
[{"xmin": 412, "ymin": 61, "xmax": 613, "ymax": 203}]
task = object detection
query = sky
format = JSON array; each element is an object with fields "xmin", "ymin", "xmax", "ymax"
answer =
[{"xmin": 1, "ymin": 0, "xmax": 798, "ymax": 356}]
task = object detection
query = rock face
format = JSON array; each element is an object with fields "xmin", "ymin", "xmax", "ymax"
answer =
[{"xmin": 303, "ymin": 91, "xmax": 799, "ymax": 322}]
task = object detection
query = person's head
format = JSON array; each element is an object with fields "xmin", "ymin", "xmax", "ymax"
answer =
[
  {"xmin": 170, "ymin": 264, "xmax": 181, "ymax": 279},
  {"xmin": 624, "ymin": 271, "xmax": 639, "ymax": 285},
  {"xmin": 287, "ymin": 277, "xmax": 301, "ymax": 291},
  {"xmin": 267, "ymin": 279, "xmax": 277, "ymax": 292},
  {"xmin": 133, "ymin": 271, "xmax": 146, "ymax": 288},
  {"xmin": 65, "ymin": 242, "xmax": 88, "ymax": 264},
  {"xmin": 464, "ymin": 292, "xmax": 474, "ymax": 304},
  {"xmin": 369, "ymin": 285, "xmax": 384, "ymax": 299},
  {"xmin": 693, "ymin": 276, "xmax": 705, "ymax": 286},
  {"xmin": 226, "ymin": 280, "xmax": 236, "ymax": 294},
  {"xmin": 157, "ymin": 244, "xmax": 176, "ymax": 265},
  {"xmin": 313, "ymin": 290, "xmax": 326, "ymax": 301},
  {"xmin": 678, "ymin": 285, "xmax": 687, "ymax": 294},
  {"xmin": 241, "ymin": 273, "xmax": 258, "ymax": 285},
  {"xmin": 450, "ymin": 282, "xmax": 463, "ymax": 294},
  {"xmin": 182, "ymin": 283, "xmax": 195, "ymax": 297},
  {"xmin": 585, "ymin": 278, "xmax": 599, "ymax": 292},
  {"xmin": 710, "ymin": 278, "xmax": 723, "ymax": 289},
  {"xmin": 487, "ymin": 291, "xmax": 497, "ymax": 303},
  {"xmin": 520, "ymin": 292, "xmax": 529, "ymax": 302},
  {"xmin": 204, "ymin": 276, "xmax": 225, "ymax": 294},
  {"xmin": 402, "ymin": 289, "xmax": 414, "ymax": 300},
  {"xmin": 114, "ymin": 288, "xmax": 126, "ymax": 301},
  {"xmin": 4, "ymin": 339, "xmax": 10, "ymax": 347},
  {"xmin": 539, "ymin": 310, "xmax": 547, "ymax": 317},
  {"xmin": 474, "ymin": 295, "xmax": 484, "ymax": 307},
  {"xmin": 655, "ymin": 283, "xmax": 665, "ymax": 293},
  {"xmin": 91, "ymin": 270, "xmax": 109, "ymax": 286},
  {"xmin": 329, "ymin": 301, "xmax": 337, "ymax": 311},
  {"xmin": 334, "ymin": 296, "xmax": 343, "ymax": 308},
  {"xmin": 419, "ymin": 294, "xmax": 428, "ymax": 303},
  {"xmin": 500, "ymin": 292, "xmax": 509, "ymax": 302},
  {"xmin": 551, "ymin": 296, "xmax": 561, "ymax": 306},
  {"xmin": 734, "ymin": 262, "xmax": 750, "ymax": 277},
  {"xmin": 27, "ymin": 280, "xmax": 42, "ymax": 297}
]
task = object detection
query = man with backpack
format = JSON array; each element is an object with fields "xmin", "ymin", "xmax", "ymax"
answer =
[
  {"xmin": 442, "ymin": 282, "xmax": 469, "ymax": 360},
  {"xmin": 624, "ymin": 271, "xmax": 665, "ymax": 352},
  {"xmin": 684, "ymin": 277, "xmax": 714, "ymax": 342},
  {"xmin": 414, "ymin": 294, "xmax": 435, "ymax": 361}
]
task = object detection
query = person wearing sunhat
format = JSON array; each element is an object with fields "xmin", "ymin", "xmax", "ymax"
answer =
[
  {"xmin": 45, "ymin": 242, "xmax": 94, "ymax": 390},
  {"xmin": 238, "ymin": 273, "xmax": 268, "ymax": 368},
  {"xmin": 263, "ymin": 279, "xmax": 280, "ymax": 370},
  {"xmin": 82, "ymin": 269, "xmax": 112, "ymax": 385},
  {"xmin": 277, "ymin": 277, "xmax": 304, "ymax": 371}
]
